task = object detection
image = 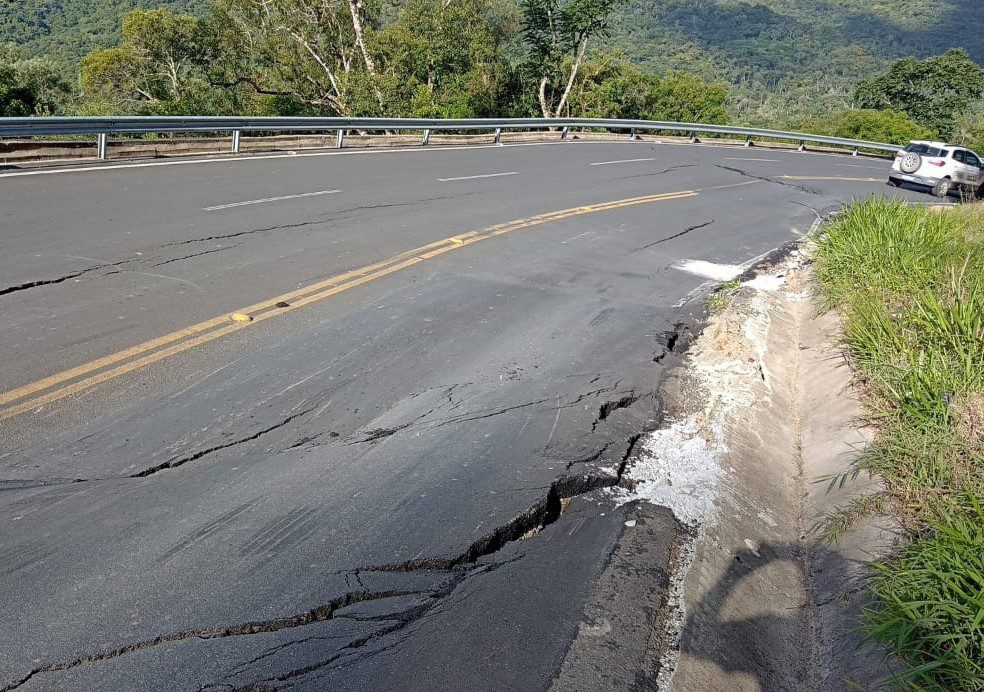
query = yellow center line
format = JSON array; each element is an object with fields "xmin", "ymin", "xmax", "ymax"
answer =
[{"xmin": 0, "ymin": 188, "xmax": 700, "ymax": 421}]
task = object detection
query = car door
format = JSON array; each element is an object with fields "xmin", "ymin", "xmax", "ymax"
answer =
[
  {"xmin": 951, "ymin": 149, "xmax": 970, "ymax": 184},
  {"xmin": 964, "ymin": 151, "xmax": 983, "ymax": 188}
]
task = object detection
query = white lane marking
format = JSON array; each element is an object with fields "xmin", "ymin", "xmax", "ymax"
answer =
[
  {"xmin": 204, "ymin": 189, "xmax": 339, "ymax": 211},
  {"xmin": 723, "ymin": 157, "xmax": 780, "ymax": 162},
  {"xmin": 589, "ymin": 157, "xmax": 656, "ymax": 166},
  {"xmin": 673, "ymin": 260, "xmax": 745, "ymax": 281},
  {"xmin": 436, "ymin": 171, "xmax": 518, "ymax": 182},
  {"xmin": 0, "ymin": 142, "xmax": 563, "ymax": 179}
]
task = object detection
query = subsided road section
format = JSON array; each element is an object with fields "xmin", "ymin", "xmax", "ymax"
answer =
[{"xmin": 0, "ymin": 141, "xmax": 923, "ymax": 690}]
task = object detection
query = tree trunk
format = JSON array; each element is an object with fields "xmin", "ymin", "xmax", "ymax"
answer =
[
  {"xmin": 553, "ymin": 36, "xmax": 587, "ymax": 118},
  {"xmin": 538, "ymin": 76, "xmax": 551, "ymax": 119},
  {"xmin": 347, "ymin": 0, "xmax": 385, "ymax": 111}
]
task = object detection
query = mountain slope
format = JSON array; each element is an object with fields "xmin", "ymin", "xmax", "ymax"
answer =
[
  {"xmin": 2, "ymin": 0, "xmax": 982, "ymax": 123},
  {"xmin": 0, "ymin": 0, "xmax": 202, "ymax": 65},
  {"xmin": 611, "ymin": 0, "xmax": 984, "ymax": 123}
]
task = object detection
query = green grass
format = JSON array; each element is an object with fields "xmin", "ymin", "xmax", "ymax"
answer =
[
  {"xmin": 813, "ymin": 198, "xmax": 984, "ymax": 690},
  {"xmin": 865, "ymin": 497, "xmax": 984, "ymax": 690},
  {"xmin": 707, "ymin": 279, "xmax": 742, "ymax": 313}
]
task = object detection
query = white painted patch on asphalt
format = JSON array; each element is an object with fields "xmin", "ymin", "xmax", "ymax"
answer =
[
  {"xmin": 204, "ymin": 189, "xmax": 340, "ymax": 211},
  {"xmin": 589, "ymin": 157, "xmax": 656, "ymax": 166},
  {"xmin": 614, "ymin": 418, "xmax": 722, "ymax": 525},
  {"xmin": 673, "ymin": 259, "xmax": 745, "ymax": 281},
  {"xmin": 436, "ymin": 171, "xmax": 518, "ymax": 182}
]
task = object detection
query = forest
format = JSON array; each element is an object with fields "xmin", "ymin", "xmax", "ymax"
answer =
[{"xmin": 1, "ymin": 0, "xmax": 984, "ymax": 150}]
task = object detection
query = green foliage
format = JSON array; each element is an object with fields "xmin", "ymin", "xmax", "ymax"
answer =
[
  {"xmin": 0, "ymin": 0, "xmax": 203, "ymax": 67},
  {"xmin": 855, "ymin": 49, "xmax": 984, "ymax": 138},
  {"xmin": 801, "ymin": 108, "xmax": 934, "ymax": 145},
  {"xmin": 0, "ymin": 46, "xmax": 71, "ymax": 115},
  {"xmin": 570, "ymin": 56, "xmax": 728, "ymax": 122},
  {"xmin": 520, "ymin": 0, "xmax": 624, "ymax": 117},
  {"xmin": 79, "ymin": 7, "xmax": 243, "ymax": 115},
  {"xmin": 375, "ymin": 0, "xmax": 522, "ymax": 118},
  {"xmin": 814, "ymin": 198, "xmax": 984, "ymax": 689},
  {"xmin": 610, "ymin": 0, "xmax": 984, "ymax": 126},
  {"xmin": 865, "ymin": 498, "xmax": 984, "ymax": 690},
  {"xmin": 954, "ymin": 102, "xmax": 984, "ymax": 155}
]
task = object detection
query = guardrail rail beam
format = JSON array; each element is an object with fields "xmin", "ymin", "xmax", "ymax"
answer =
[{"xmin": 0, "ymin": 116, "xmax": 901, "ymax": 160}]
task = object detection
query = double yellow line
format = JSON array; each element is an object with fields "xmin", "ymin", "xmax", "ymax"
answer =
[{"xmin": 0, "ymin": 188, "xmax": 697, "ymax": 421}]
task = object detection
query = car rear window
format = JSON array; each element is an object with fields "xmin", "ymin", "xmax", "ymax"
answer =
[{"xmin": 905, "ymin": 143, "xmax": 945, "ymax": 157}]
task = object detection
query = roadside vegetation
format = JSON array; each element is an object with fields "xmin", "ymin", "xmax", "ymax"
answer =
[{"xmin": 814, "ymin": 198, "xmax": 983, "ymax": 690}]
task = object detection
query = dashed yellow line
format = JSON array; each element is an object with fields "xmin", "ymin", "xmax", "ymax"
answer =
[{"xmin": 0, "ymin": 188, "xmax": 698, "ymax": 421}]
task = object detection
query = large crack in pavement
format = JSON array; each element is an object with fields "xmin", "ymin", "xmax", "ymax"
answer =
[
  {"xmin": 715, "ymin": 164, "xmax": 820, "ymax": 195},
  {"xmin": 130, "ymin": 406, "xmax": 317, "ymax": 478},
  {"xmin": 633, "ymin": 219, "xmax": 715, "ymax": 252},
  {"xmin": 0, "ymin": 588, "xmax": 433, "ymax": 692},
  {"xmin": 162, "ymin": 192, "xmax": 483, "ymax": 247},
  {"xmin": 2, "ymin": 422, "xmax": 648, "ymax": 691},
  {"xmin": 0, "ymin": 320, "xmax": 690, "ymax": 688},
  {"xmin": 0, "ymin": 256, "xmax": 145, "ymax": 296}
]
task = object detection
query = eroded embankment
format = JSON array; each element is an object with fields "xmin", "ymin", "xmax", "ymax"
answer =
[{"xmin": 614, "ymin": 250, "xmax": 901, "ymax": 690}]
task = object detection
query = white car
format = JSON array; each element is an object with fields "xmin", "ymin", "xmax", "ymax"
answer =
[{"xmin": 888, "ymin": 141, "xmax": 984, "ymax": 198}]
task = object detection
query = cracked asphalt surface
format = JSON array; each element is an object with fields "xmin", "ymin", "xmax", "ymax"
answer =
[{"xmin": 0, "ymin": 141, "xmax": 923, "ymax": 690}]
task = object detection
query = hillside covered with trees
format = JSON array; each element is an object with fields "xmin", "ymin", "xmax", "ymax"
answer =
[{"xmin": 1, "ymin": 0, "xmax": 983, "ymax": 151}]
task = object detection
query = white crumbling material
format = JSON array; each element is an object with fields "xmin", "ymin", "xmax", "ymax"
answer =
[
  {"xmin": 743, "ymin": 273, "xmax": 786, "ymax": 291},
  {"xmin": 614, "ymin": 419, "xmax": 723, "ymax": 525}
]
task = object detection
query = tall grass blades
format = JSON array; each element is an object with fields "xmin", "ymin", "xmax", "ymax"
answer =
[{"xmin": 814, "ymin": 198, "xmax": 984, "ymax": 689}]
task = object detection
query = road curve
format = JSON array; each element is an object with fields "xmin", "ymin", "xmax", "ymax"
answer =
[{"xmin": 0, "ymin": 141, "xmax": 922, "ymax": 691}]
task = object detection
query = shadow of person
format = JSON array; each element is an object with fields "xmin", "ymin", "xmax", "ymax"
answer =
[{"xmin": 673, "ymin": 541, "xmax": 887, "ymax": 691}]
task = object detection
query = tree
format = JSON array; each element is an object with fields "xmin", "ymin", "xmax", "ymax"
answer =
[
  {"xmin": 214, "ymin": 0, "xmax": 382, "ymax": 116},
  {"xmin": 855, "ymin": 49, "xmax": 984, "ymax": 138},
  {"xmin": 569, "ymin": 55, "xmax": 729, "ymax": 122},
  {"xmin": 0, "ymin": 45, "xmax": 70, "ymax": 115},
  {"xmin": 521, "ymin": 0, "xmax": 623, "ymax": 118},
  {"xmin": 79, "ymin": 8, "xmax": 231, "ymax": 114},
  {"xmin": 374, "ymin": 0, "xmax": 520, "ymax": 117},
  {"xmin": 801, "ymin": 108, "xmax": 933, "ymax": 145}
]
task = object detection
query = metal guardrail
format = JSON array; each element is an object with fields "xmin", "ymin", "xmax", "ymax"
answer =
[{"xmin": 0, "ymin": 116, "xmax": 901, "ymax": 160}]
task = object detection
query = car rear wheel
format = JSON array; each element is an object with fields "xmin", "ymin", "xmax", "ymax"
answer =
[{"xmin": 932, "ymin": 178, "xmax": 951, "ymax": 198}]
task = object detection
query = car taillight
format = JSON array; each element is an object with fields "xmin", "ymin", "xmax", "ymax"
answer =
[{"xmin": 928, "ymin": 160, "xmax": 946, "ymax": 167}]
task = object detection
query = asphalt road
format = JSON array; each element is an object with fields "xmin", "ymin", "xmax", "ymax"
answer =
[{"xmin": 0, "ymin": 140, "xmax": 925, "ymax": 690}]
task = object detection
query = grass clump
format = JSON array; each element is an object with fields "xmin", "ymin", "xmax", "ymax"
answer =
[
  {"xmin": 707, "ymin": 279, "xmax": 742, "ymax": 313},
  {"xmin": 813, "ymin": 198, "xmax": 984, "ymax": 689}
]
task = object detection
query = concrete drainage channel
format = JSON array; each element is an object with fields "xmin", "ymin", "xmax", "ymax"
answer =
[{"xmin": 608, "ymin": 244, "xmax": 901, "ymax": 691}]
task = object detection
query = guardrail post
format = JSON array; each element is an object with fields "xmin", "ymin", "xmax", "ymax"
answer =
[
  {"xmin": 336, "ymin": 129, "xmax": 345, "ymax": 149},
  {"xmin": 630, "ymin": 128, "xmax": 636, "ymax": 140},
  {"xmin": 421, "ymin": 129, "xmax": 431, "ymax": 146},
  {"xmin": 561, "ymin": 127, "xmax": 569, "ymax": 140},
  {"xmin": 494, "ymin": 128, "xmax": 502, "ymax": 144},
  {"xmin": 744, "ymin": 136, "xmax": 754, "ymax": 148},
  {"xmin": 97, "ymin": 132, "xmax": 108, "ymax": 160},
  {"xmin": 798, "ymin": 141, "xmax": 806, "ymax": 152},
  {"xmin": 232, "ymin": 130, "xmax": 241, "ymax": 154},
  {"xmin": 689, "ymin": 132, "xmax": 699, "ymax": 144}
]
